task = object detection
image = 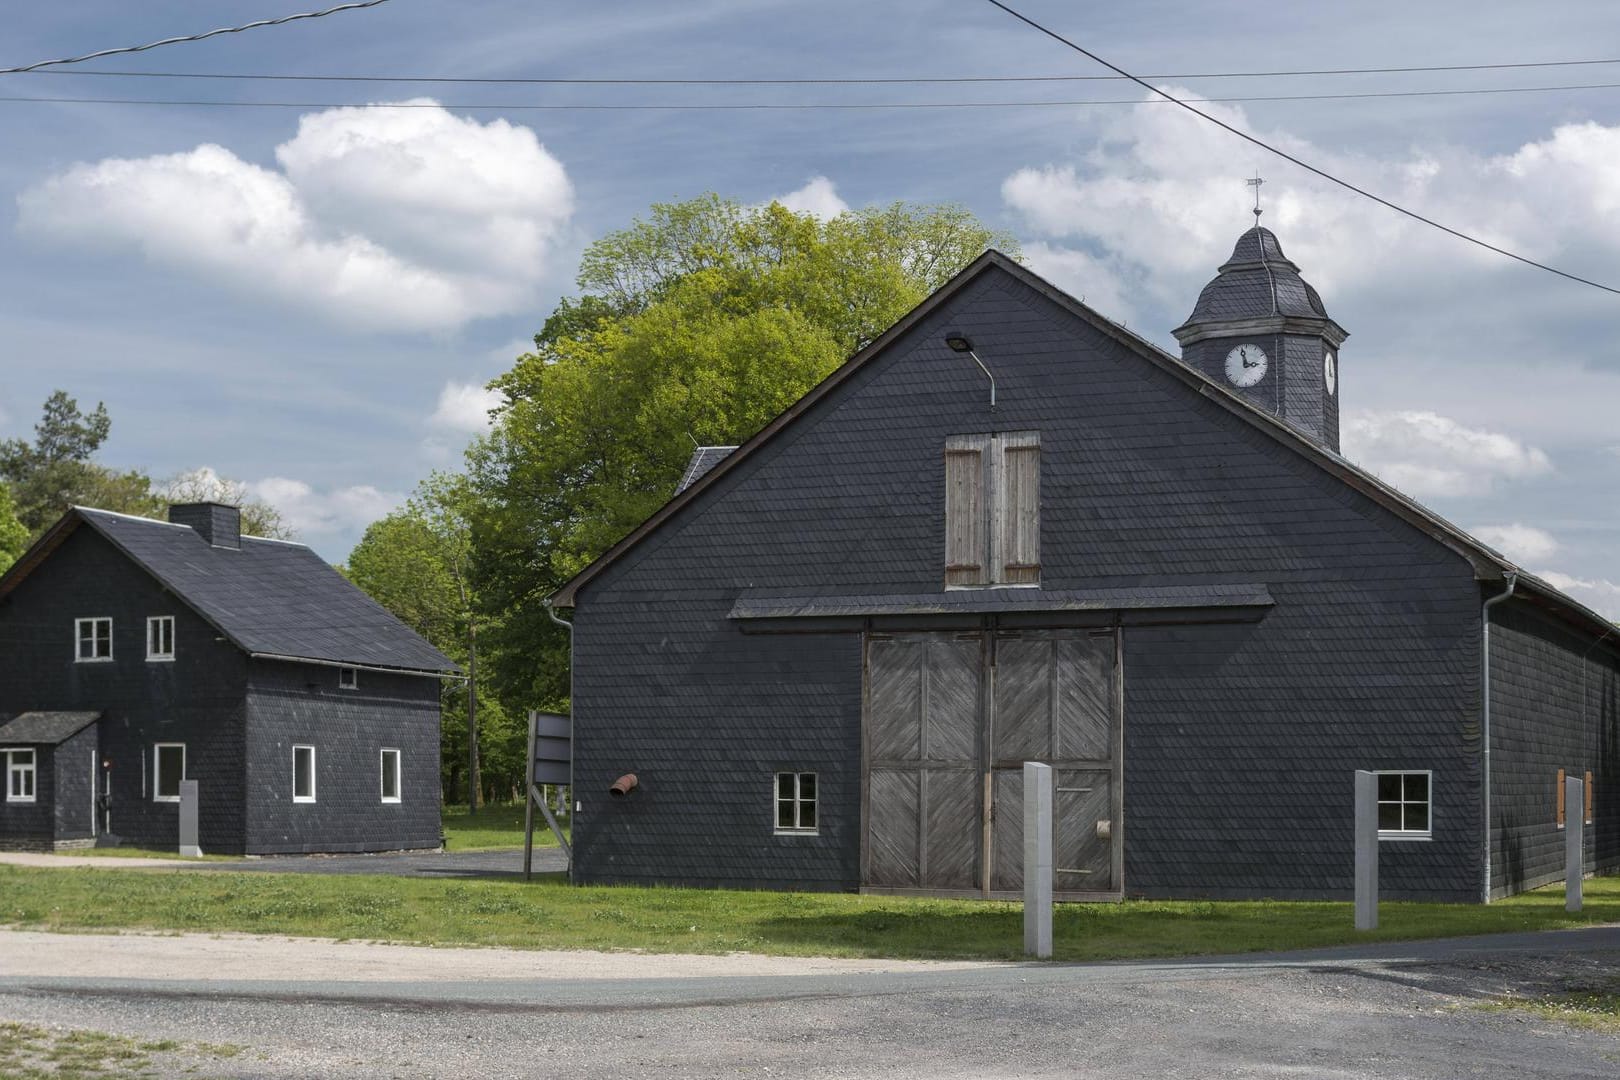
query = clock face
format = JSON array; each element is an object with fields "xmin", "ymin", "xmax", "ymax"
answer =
[
  {"xmin": 1324, "ymin": 350, "xmax": 1337, "ymax": 395},
  {"xmin": 1225, "ymin": 344, "xmax": 1269, "ymax": 388}
]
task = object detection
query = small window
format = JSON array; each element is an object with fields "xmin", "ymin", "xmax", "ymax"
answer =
[
  {"xmin": 775, "ymin": 772, "xmax": 817, "ymax": 834},
  {"xmin": 380, "ymin": 748, "xmax": 401, "ymax": 803},
  {"xmin": 293, "ymin": 745, "xmax": 316, "ymax": 803},
  {"xmin": 153, "ymin": 743, "xmax": 185, "ymax": 802},
  {"xmin": 1376, "ymin": 771, "xmax": 1431, "ymax": 840},
  {"xmin": 338, "ymin": 667, "xmax": 358, "ymax": 690},
  {"xmin": 5, "ymin": 749, "xmax": 36, "ymax": 803},
  {"xmin": 943, "ymin": 431, "xmax": 1040, "ymax": 588},
  {"xmin": 76, "ymin": 617, "xmax": 112, "ymax": 662},
  {"xmin": 146, "ymin": 616, "xmax": 175, "ymax": 661}
]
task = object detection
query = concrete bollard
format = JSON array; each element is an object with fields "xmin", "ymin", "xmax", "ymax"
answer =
[
  {"xmin": 1023, "ymin": 761, "xmax": 1053, "ymax": 959},
  {"xmin": 1566, "ymin": 774, "xmax": 1584, "ymax": 913},
  {"xmin": 1354, "ymin": 770, "xmax": 1378, "ymax": 931},
  {"xmin": 178, "ymin": 779, "xmax": 202, "ymax": 858}
]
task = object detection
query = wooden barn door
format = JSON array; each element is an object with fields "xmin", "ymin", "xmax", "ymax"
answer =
[
  {"xmin": 989, "ymin": 629, "xmax": 1120, "ymax": 897},
  {"xmin": 863, "ymin": 627, "xmax": 1121, "ymax": 898},
  {"xmin": 864, "ymin": 633, "xmax": 984, "ymax": 891}
]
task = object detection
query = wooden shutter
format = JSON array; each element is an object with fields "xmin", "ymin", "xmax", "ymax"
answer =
[
  {"xmin": 1557, "ymin": 768, "xmax": 1566, "ymax": 827},
  {"xmin": 998, "ymin": 433, "xmax": 1040, "ymax": 585},
  {"xmin": 944, "ymin": 440, "xmax": 987, "ymax": 586},
  {"xmin": 1586, "ymin": 770, "xmax": 1594, "ymax": 825}
]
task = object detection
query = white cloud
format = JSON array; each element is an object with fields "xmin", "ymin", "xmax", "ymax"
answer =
[
  {"xmin": 768, "ymin": 176, "xmax": 849, "ymax": 219},
  {"xmin": 249, "ymin": 476, "xmax": 402, "ymax": 537},
  {"xmin": 1469, "ymin": 523, "xmax": 1560, "ymax": 564},
  {"xmin": 16, "ymin": 101, "xmax": 574, "ymax": 332},
  {"xmin": 1536, "ymin": 571, "xmax": 1620, "ymax": 623},
  {"xmin": 1021, "ymin": 241, "xmax": 1138, "ymax": 325},
  {"xmin": 1341, "ymin": 410, "xmax": 1552, "ymax": 498},
  {"xmin": 429, "ymin": 380, "xmax": 502, "ymax": 433}
]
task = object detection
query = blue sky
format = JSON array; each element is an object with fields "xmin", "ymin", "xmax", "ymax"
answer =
[{"xmin": 2, "ymin": 1, "xmax": 1618, "ymax": 615}]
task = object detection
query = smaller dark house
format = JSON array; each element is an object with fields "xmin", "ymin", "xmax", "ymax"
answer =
[{"xmin": 0, "ymin": 502, "xmax": 455, "ymax": 853}]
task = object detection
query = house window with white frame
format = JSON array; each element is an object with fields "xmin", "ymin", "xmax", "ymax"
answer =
[
  {"xmin": 338, "ymin": 667, "xmax": 358, "ymax": 690},
  {"xmin": 380, "ymin": 748, "xmax": 401, "ymax": 803},
  {"xmin": 293, "ymin": 745, "xmax": 317, "ymax": 802},
  {"xmin": 1376, "ymin": 771, "xmax": 1431, "ymax": 839},
  {"xmin": 5, "ymin": 749, "xmax": 36, "ymax": 802},
  {"xmin": 153, "ymin": 743, "xmax": 185, "ymax": 802},
  {"xmin": 775, "ymin": 772, "xmax": 817, "ymax": 834},
  {"xmin": 146, "ymin": 616, "xmax": 175, "ymax": 661},
  {"xmin": 76, "ymin": 617, "xmax": 112, "ymax": 662}
]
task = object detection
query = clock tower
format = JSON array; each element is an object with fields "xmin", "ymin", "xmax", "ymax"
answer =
[{"xmin": 1172, "ymin": 223, "xmax": 1348, "ymax": 452}]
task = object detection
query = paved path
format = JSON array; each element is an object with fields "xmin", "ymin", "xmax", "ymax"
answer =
[
  {"xmin": 1, "ymin": 926, "xmax": 1616, "ymax": 1078},
  {"xmin": 0, "ymin": 846, "xmax": 567, "ymax": 877}
]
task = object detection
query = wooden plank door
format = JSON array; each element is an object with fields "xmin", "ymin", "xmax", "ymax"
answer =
[
  {"xmin": 865, "ymin": 632, "xmax": 983, "ymax": 891},
  {"xmin": 989, "ymin": 629, "xmax": 1119, "ymax": 895}
]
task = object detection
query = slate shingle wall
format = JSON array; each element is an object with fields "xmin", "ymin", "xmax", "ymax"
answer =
[
  {"xmin": 0, "ymin": 745, "xmax": 54, "ymax": 845},
  {"xmin": 0, "ymin": 527, "xmax": 249, "ymax": 852},
  {"xmin": 570, "ymin": 267, "xmax": 1483, "ymax": 899},
  {"xmin": 244, "ymin": 660, "xmax": 441, "ymax": 854},
  {"xmin": 52, "ymin": 723, "xmax": 98, "ymax": 842},
  {"xmin": 1488, "ymin": 600, "xmax": 1619, "ymax": 896}
]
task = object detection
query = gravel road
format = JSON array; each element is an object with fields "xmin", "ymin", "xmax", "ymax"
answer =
[{"xmin": 1, "ymin": 926, "xmax": 1616, "ymax": 1078}]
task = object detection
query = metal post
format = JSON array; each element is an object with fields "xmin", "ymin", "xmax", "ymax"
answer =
[
  {"xmin": 1023, "ymin": 761, "xmax": 1053, "ymax": 958},
  {"xmin": 522, "ymin": 710, "xmax": 537, "ymax": 881},
  {"xmin": 1354, "ymin": 770, "xmax": 1378, "ymax": 931},
  {"xmin": 178, "ymin": 779, "xmax": 202, "ymax": 858},
  {"xmin": 1566, "ymin": 774, "xmax": 1584, "ymax": 913}
]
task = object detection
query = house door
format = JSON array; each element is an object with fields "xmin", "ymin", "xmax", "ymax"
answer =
[{"xmin": 862, "ymin": 628, "xmax": 1121, "ymax": 898}]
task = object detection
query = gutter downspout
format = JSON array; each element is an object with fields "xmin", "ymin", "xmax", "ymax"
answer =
[
  {"xmin": 1480, "ymin": 570, "xmax": 1518, "ymax": 904},
  {"xmin": 543, "ymin": 597, "xmax": 575, "ymax": 880}
]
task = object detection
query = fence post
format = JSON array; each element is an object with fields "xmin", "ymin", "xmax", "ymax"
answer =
[
  {"xmin": 1023, "ymin": 761, "xmax": 1053, "ymax": 958},
  {"xmin": 1566, "ymin": 774, "xmax": 1584, "ymax": 913},
  {"xmin": 1354, "ymin": 770, "xmax": 1378, "ymax": 930}
]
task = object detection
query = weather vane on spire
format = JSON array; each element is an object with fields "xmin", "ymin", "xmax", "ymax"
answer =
[{"xmin": 1247, "ymin": 172, "xmax": 1265, "ymax": 227}]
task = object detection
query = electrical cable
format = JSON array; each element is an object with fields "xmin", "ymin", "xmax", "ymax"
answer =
[
  {"xmin": 980, "ymin": 0, "xmax": 1620, "ymax": 297},
  {"xmin": 17, "ymin": 55, "xmax": 1620, "ymax": 85},
  {"xmin": 0, "ymin": 0, "xmax": 392, "ymax": 76},
  {"xmin": 2, "ymin": 80, "xmax": 1618, "ymax": 111}
]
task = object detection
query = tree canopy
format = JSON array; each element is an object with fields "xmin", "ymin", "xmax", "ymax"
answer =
[
  {"xmin": 0, "ymin": 483, "xmax": 26, "ymax": 573},
  {"xmin": 467, "ymin": 194, "xmax": 1016, "ymax": 711},
  {"xmin": 0, "ymin": 391, "xmax": 160, "ymax": 532}
]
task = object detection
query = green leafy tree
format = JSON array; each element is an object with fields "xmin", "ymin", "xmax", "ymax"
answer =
[
  {"xmin": 470, "ymin": 194, "xmax": 1016, "ymax": 711},
  {"xmin": 0, "ymin": 483, "xmax": 27, "ymax": 573},
  {"xmin": 0, "ymin": 391, "xmax": 162, "ymax": 533},
  {"xmin": 347, "ymin": 473, "xmax": 522, "ymax": 805}
]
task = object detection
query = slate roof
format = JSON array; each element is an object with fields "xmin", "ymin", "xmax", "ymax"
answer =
[
  {"xmin": 1177, "ymin": 226, "xmax": 1330, "ymax": 326},
  {"xmin": 549, "ymin": 249, "xmax": 1618, "ymax": 646},
  {"xmin": 0, "ymin": 711, "xmax": 100, "ymax": 745},
  {"xmin": 0, "ymin": 508, "xmax": 457, "ymax": 675},
  {"xmin": 676, "ymin": 446, "xmax": 738, "ymax": 494}
]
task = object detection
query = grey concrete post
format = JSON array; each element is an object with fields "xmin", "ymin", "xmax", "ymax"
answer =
[
  {"xmin": 1354, "ymin": 770, "xmax": 1378, "ymax": 931},
  {"xmin": 1023, "ymin": 761, "xmax": 1053, "ymax": 959},
  {"xmin": 1566, "ymin": 775, "xmax": 1584, "ymax": 913},
  {"xmin": 178, "ymin": 779, "xmax": 202, "ymax": 858}
]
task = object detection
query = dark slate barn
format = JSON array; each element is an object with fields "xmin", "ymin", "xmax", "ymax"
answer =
[
  {"xmin": 552, "ymin": 229, "xmax": 1618, "ymax": 903},
  {"xmin": 0, "ymin": 502, "xmax": 454, "ymax": 854}
]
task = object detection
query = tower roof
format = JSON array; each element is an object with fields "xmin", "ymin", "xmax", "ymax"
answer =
[{"xmin": 1177, "ymin": 226, "xmax": 1330, "ymax": 329}]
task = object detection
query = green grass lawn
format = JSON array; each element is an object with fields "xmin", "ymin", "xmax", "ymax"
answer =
[
  {"xmin": 441, "ymin": 802, "xmax": 567, "ymax": 850},
  {"xmin": 0, "ymin": 864, "xmax": 1613, "ymax": 962}
]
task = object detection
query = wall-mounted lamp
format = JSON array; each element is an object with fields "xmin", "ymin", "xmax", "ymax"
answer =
[{"xmin": 944, "ymin": 333, "xmax": 996, "ymax": 410}]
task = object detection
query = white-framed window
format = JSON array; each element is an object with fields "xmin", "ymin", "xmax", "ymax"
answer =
[
  {"xmin": 338, "ymin": 667, "xmax": 358, "ymax": 690},
  {"xmin": 153, "ymin": 743, "xmax": 186, "ymax": 802},
  {"xmin": 293, "ymin": 745, "xmax": 317, "ymax": 803},
  {"xmin": 5, "ymin": 749, "xmax": 36, "ymax": 803},
  {"xmin": 75, "ymin": 617, "xmax": 113, "ymax": 662},
  {"xmin": 775, "ymin": 772, "xmax": 818, "ymax": 834},
  {"xmin": 380, "ymin": 747, "xmax": 401, "ymax": 803},
  {"xmin": 944, "ymin": 431, "xmax": 1040, "ymax": 588},
  {"xmin": 146, "ymin": 616, "xmax": 175, "ymax": 661},
  {"xmin": 1377, "ymin": 770, "xmax": 1431, "ymax": 840}
]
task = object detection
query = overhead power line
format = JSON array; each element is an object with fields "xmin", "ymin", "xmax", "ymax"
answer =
[
  {"xmin": 0, "ymin": 0, "xmax": 392, "ymax": 76},
  {"xmin": 15, "ymin": 55, "xmax": 1620, "ymax": 85},
  {"xmin": 981, "ymin": 0, "xmax": 1620, "ymax": 297},
  {"xmin": 2, "ymin": 81, "xmax": 1618, "ymax": 112}
]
